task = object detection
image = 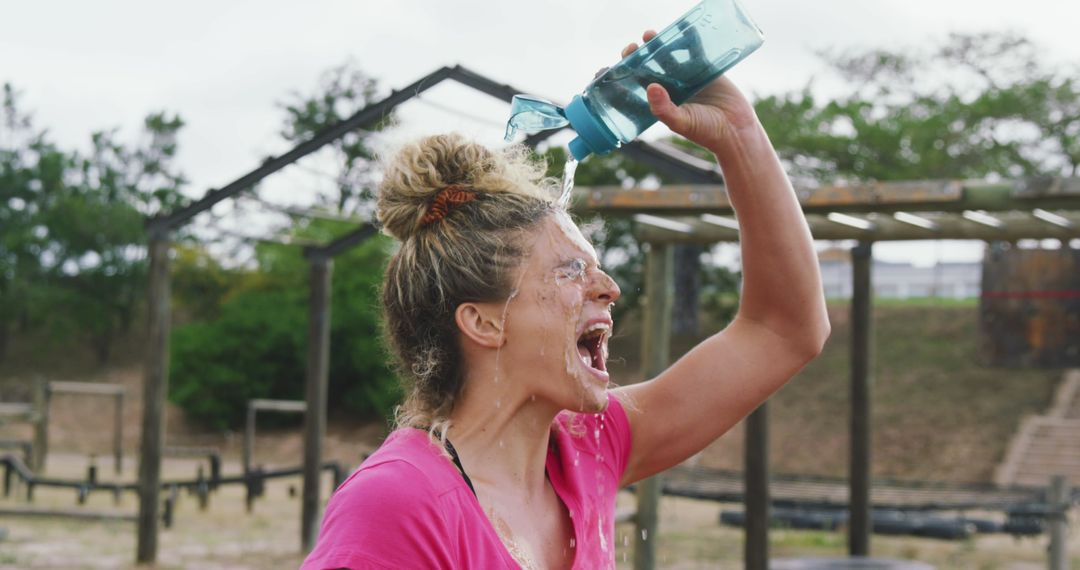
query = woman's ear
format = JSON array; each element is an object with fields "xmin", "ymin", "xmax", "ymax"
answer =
[{"xmin": 455, "ymin": 302, "xmax": 505, "ymax": 349}]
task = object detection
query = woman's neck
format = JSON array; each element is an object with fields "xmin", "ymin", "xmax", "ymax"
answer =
[{"xmin": 447, "ymin": 369, "xmax": 559, "ymax": 500}]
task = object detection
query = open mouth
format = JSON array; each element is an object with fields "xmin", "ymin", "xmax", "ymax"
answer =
[{"xmin": 576, "ymin": 323, "xmax": 609, "ymax": 374}]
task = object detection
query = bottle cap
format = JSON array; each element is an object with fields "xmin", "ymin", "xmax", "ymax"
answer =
[{"xmin": 565, "ymin": 95, "xmax": 619, "ymax": 161}]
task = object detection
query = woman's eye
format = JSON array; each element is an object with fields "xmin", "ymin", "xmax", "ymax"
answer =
[{"xmin": 556, "ymin": 259, "xmax": 588, "ymax": 283}]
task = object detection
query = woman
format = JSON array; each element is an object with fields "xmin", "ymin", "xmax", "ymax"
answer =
[{"xmin": 303, "ymin": 31, "xmax": 830, "ymax": 570}]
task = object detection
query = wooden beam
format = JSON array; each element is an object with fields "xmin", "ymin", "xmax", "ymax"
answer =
[
  {"xmin": 33, "ymin": 379, "xmax": 48, "ymax": 472},
  {"xmin": 744, "ymin": 402, "xmax": 770, "ymax": 570},
  {"xmin": 301, "ymin": 256, "xmax": 333, "ymax": 553},
  {"xmin": 578, "ymin": 177, "xmax": 1080, "ymax": 216},
  {"xmin": 634, "ymin": 243, "xmax": 674, "ymax": 570},
  {"xmin": 633, "ymin": 210, "xmax": 1080, "ymax": 244},
  {"xmin": 848, "ymin": 242, "xmax": 873, "ymax": 556},
  {"xmin": 136, "ymin": 231, "xmax": 171, "ymax": 564}
]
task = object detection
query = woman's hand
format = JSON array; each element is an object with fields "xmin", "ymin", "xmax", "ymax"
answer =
[{"xmin": 622, "ymin": 30, "xmax": 759, "ymax": 152}]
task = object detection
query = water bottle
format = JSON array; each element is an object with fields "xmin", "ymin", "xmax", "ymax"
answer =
[{"xmin": 505, "ymin": 0, "xmax": 764, "ymax": 161}]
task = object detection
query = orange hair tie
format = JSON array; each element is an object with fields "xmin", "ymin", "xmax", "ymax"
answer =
[{"xmin": 420, "ymin": 185, "xmax": 476, "ymax": 227}]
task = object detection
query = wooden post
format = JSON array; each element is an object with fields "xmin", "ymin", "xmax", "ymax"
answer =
[
  {"xmin": 1048, "ymin": 475, "xmax": 1068, "ymax": 570},
  {"xmin": 634, "ymin": 242, "xmax": 674, "ymax": 570},
  {"xmin": 137, "ymin": 229, "xmax": 172, "ymax": 564},
  {"xmin": 744, "ymin": 402, "xmax": 770, "ymax": 570},
  {"xmin": 244, "ymin": 402, "xmax": 255, "ymax": 475},
  {"xmin": 114, "ymin": 392, "xmax": 124, "ymax": 474},
  {"xmin": 848, "ymin": 242, "xmax": 873, "ymax": 556},
  {"xmin": 32, "ymin": 378, "xmax": 49, "ymax": 472},
  {"xmin": 302, "ymin": 255, "xmax": 333, "ymax": 553}
]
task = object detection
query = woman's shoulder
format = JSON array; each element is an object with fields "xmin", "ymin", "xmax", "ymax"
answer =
[
  {"xmin": 302, "ymin": 430, "xmax": 464, "ymax": 569},
  {"xmin": 337, "ymin": 428, "xmax": 460, "ymax": 500}
]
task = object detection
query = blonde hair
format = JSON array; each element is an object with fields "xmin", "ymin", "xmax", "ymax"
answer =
[{"xmin": 377, "ymin": 133, "xmax": 559, "ymax": 441}]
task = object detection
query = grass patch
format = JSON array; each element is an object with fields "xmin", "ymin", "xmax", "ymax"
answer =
[{"xmin": 610, "ymin": 303, "xmax": 1061, "ymax": 483}]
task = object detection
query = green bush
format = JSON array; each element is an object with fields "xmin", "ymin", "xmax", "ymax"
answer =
[{"xmin": 170, "ymin": 231, "xmax": 399, "ymax": 430}]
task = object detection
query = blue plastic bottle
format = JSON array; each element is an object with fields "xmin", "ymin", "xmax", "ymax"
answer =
[{"xmin": 505, "ymin": 0, "xmax": 764, "ymax": 161}]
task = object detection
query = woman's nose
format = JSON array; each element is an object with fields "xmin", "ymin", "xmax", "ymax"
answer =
[{"xmin": 591, "ymin": 269, "xmax": 621, "ymax": 304}]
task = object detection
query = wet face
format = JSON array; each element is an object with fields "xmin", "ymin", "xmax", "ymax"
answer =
[{"xmin": 498, "ymin": 212, "xmax": 621, "ymax": 413}]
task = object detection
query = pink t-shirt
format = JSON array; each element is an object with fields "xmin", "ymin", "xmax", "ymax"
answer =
[{"xmin": 301, "ymin": 396, "xmax": 632, "ymax": 569}]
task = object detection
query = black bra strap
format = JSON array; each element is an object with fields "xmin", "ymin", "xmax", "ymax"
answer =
[{"xmin": 443, "ymin": 438, "xmax": 477, "ymax": 498}]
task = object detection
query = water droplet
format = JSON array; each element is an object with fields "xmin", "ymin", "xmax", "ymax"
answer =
[
  {"xmin": 641, "ymin": 529, "xmax": 648, "ymax": 540},
  {"xmin": 569, "ymin": 538, "xmax": 576, "ymax": 548}
]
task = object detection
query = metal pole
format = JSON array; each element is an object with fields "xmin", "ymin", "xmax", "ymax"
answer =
[
  {"xmin": 634, "ymin": 242, "xmax": 674, "ymax": 570},
  {"xmin": 302, "ymin": 256, "xmax": 333, "ymax": 553},
  {"xmin": 115, "ymin": 392, "xmax": 124, "ymax": 475},
  {"xmin": 744, "ymin": 402, "xmax": 770, "ymax": 570},
  {"xmin": 137, "ymin": 230, "xmax": 172, "ymax": 563},
  {"xmin": 848, "ymin": 241, "xmax": 873, "ymax": 556},
  {"xmin": 1048, "ymin": 475, "xmax": 1068, "ymax": 570}
]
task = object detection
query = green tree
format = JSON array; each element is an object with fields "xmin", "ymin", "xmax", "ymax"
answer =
[
  {"xmin": 753, "ymin": 32, "xmax": 1080, "ymax": 184},
  {"xmin": 0, "ymin": 83, "xmax": 65, "ymax": 360},
  {"xmin": 41, "ymin": 113, "xmax": 187, "ymax": 363},
  {"xmin": 279, "ymin": 62, "xmax": 391, "ymax": 215}
]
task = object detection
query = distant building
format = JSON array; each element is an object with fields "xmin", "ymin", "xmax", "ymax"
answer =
[{"xmin": 818, "ymin": 249, "xmax": 981, "ymax": 299}]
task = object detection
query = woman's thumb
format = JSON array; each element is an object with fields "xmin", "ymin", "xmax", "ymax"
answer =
[{"xmin": 647, "ymin": 84, "xmax": 686, "ymax": 132}]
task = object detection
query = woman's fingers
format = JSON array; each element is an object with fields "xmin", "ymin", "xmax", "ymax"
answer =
[
  {"xmin": 623, "ymin": 30, "xmax": 658, "ymax": 59},
  {"xmin": 646, "ymin": 83, "xmax": 688, "ymax": 134}
]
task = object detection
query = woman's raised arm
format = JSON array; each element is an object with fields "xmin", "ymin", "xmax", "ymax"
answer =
[{"xmin": 614, "ymin": 31, "xmax": 831, "ymax": 486}]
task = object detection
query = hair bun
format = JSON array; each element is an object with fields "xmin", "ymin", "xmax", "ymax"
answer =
[{"xmin": 376, "ymin": 133, "xmax": 555, "ymax": 241}]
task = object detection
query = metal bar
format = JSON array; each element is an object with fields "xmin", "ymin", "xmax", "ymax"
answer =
[
  {"xmin": 0, "ymin": 507, "xmax": 138, "ymax": 522},
  {"xmin": 148, "ymin": 66, "xmax": 458, "ymax": 232},
  {"xmin": 634, "ymin": 243, "xmax": 674, "ymax": 570},
  {"xmin": 744, "ymin": 402, "xmax": 770, "ymax": 570},
  {"xmin": 848, "ymin": 242, "xmax": 873, "ymax": 556},
  {"xmin": 250, "ymin": 399, "xmax": 308, "ymax": 413},
  {"xmin": 48, "ymin": 381, "xmax": 126, "ymax": 396},
  {"xmin": 301, "ymin": 257, "xmax": 333, "ymax": 553},
  {"xmin": 310, "ymin": 224, "xmax": 379, "ymax": 260},
  {"xmin": 619, "ymin": 140, "xmax": 725, "ymax": 184},
  {"xmin": 136, "ymin": 231, "xmax": 172, "ymax": 564}
]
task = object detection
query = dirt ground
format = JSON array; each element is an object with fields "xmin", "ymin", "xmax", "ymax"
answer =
[
  {"xmin": 1, "ymin": 453, "xmax": 1076, "ymax": 569},
  {"xmin": 0, "ymin": 311, "xmax": 1076, "ymax": 569}
]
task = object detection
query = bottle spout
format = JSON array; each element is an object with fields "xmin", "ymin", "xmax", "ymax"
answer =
[
  {"xmin": 504, "ymin": 95, "xmax": 569, "ymax": 141},
  {"xmin": 568, "ymin": 137, "xmax": 593, "ymax": 161}
]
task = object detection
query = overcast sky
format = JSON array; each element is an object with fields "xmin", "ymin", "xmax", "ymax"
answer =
[{"xmin": 4, "ymin": 0, "xmax": 1078, "ymax": 264}]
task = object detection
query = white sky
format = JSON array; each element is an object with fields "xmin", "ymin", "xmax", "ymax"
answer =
[{"xmin": 4, "ymin": 0, "xmax": 1079, "ymax": 265}]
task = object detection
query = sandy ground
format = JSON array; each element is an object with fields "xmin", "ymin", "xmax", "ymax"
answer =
[{"xmin": 1, "ymin": 453, "xmax": 1076, "ymax": 569}]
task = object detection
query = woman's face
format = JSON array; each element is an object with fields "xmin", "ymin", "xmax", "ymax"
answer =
[{"xmin": 497, "ymin": 211, "xmax": 621, "ymax": 413}]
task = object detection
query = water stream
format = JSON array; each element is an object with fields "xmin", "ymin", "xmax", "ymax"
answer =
[{"xmin": 558, "ymin": 156, "xmax": 579, "ymax": 208}]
